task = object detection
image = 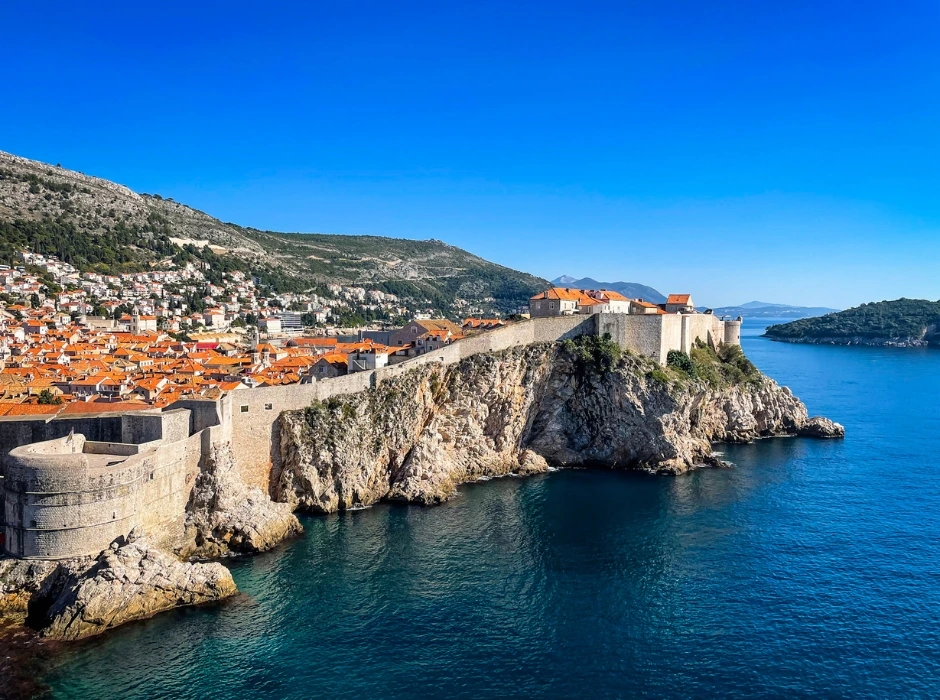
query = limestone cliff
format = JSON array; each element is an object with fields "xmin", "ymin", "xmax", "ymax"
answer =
[
  {"xmin": 275, "ymin": 341, "xmax": 842, "ymax": 510},
  {"xmin": 179, "ymin": 442, "xmax": 302, "ymax": 559}
]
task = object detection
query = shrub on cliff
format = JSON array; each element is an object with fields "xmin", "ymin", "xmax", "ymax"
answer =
[
  {"xmin": 666, "ymin": 350, "xmax": 695, "ymax": 376},
  {"xmin": 688, "ymin": 340, "xmax": 761, "ymax": 387},
  {"xmin": 561, "ymin": 333, "xmax": 623, "ymax": 375}
]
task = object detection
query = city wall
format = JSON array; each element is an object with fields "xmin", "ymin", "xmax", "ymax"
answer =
[
  {"xmin": 3, "ymin": 410, "xmax": 205, "ymax": 559},
  {"xmin": 0, "ymin": 313, "xmax": 740, "ymax": 558}
]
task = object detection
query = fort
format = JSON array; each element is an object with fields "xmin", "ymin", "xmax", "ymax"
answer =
[{"xmin": 0, "ymin": 312, "xmax": 742, "ymax": 560}]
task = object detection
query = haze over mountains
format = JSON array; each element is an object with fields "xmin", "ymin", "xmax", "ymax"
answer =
[{"xmin": 711, "ymin": 302, "xmax": 839, "ymax": 319}]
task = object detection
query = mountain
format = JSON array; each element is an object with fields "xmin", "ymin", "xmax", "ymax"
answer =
[
  {"xmin": 764, "ymin": 299, "xmax": 940, "ymax": 346},
  {"xmin": 0, "ymin": 151, "xmax": 547, "ymax": 316},
  {"xmin": 711, "ymin": 302, "xmax": 839, "ymax": 319},
  {"xmin": 550, "ymin": 276, "xmax": 666, "ymax": 303}
]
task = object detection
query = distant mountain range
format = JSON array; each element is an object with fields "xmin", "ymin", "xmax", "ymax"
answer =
[
  {"xmin": 710, "ymin": 302, "xmax": 839, "ymax": 319},
  {"xmin": 550, "ymin": 276, "xmax": 666, "ymax": 304}
]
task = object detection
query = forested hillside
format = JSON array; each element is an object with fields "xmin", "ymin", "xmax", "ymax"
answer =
[{"xmin": 765, "ymin": 299, "xmax": 940, "ymax": 345}]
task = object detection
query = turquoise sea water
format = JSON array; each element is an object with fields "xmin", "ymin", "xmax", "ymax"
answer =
[{"xmin": 39, "ymin": 321, "xmax": 940, "ymax": 698}]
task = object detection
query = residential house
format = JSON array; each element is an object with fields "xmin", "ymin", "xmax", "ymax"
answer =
[{"xmin": 665, "ymin": 294, "xmax": 695, "ymax": 314}]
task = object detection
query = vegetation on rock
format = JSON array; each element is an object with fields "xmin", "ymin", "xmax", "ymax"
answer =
[{"xmin": 560, "ymin": 333, "xmax": 623, "ymax": 375}]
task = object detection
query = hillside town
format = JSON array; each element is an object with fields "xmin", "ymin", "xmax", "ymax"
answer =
[{"xmin": 0, "ymin": 250, "xmax": 712, "ymax": 416}]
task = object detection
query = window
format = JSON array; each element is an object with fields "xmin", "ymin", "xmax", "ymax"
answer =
[
  {"xmin": 240, "ymin": 405, "xmax": 249, "ymax": 413},
  {"xmin": 264, "ymin": 403, "xmax": 273, "ymax": 411}
]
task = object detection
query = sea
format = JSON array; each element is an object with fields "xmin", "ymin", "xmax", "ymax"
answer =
[{"xmin": 34, "ymin": 320, "xmax": 940, "ymax": 698}]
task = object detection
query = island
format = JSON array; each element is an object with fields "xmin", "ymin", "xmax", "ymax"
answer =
[{"xmin": 764, "ymin": 299, "xmax": 940, "ymax": 347}]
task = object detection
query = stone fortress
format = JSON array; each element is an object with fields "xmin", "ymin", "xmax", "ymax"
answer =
[{"xmin": 1, "ymin": 311, "xmax": 742, "ymax": 560}]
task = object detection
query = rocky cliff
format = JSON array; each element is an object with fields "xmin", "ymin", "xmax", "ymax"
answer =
[
  {"xmin": 275, "ymin": 340, "xmax": 842, "ymax": 511},
  {"xmin": 179, "ymin": 442, "xmax": 302, "ymax": 559}
]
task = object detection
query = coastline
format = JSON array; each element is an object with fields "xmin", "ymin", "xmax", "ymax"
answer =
[{"xmin": 764, "ymin": 335, "xmax": 936, "ymax": 347}]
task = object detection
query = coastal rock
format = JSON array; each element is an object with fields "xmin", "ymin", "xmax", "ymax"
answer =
[
  {"xmin": 276, "ymin": 342, "xmax": 842, "ymax": 509},
  {"xmin": 180, "ymin": 442, "xmax": 302, "ymax": 559},
  {"xmin": 40, "ymin": 534, "xmax": 236, "ymax": 641},
  {"xmin": 0, "ymin": 558, "xmax": 70, "ymax": 624},
  {"xmin": 798, "ymin": 416, "xmax": 845, "ymax": 438}
]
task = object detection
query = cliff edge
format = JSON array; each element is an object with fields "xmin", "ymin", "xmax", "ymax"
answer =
[{"xmin": 275, "ymin": 339, "xmax": 842, "ymax": 511}]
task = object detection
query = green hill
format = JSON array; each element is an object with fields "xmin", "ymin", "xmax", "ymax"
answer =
[
  {"xmin": 765, "ymin": 299, "xmax": 940, "ymax": 346},
  {"xmin": 0, "ymin": 151, "xmax": 547, "ymax": 316}
]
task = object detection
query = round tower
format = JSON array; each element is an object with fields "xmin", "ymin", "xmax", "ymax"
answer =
[{"xmin": 723, "ymin": 317, "xmax": 743, "ymax": 346}]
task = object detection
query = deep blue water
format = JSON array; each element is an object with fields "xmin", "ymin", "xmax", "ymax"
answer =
[{"xmin": 40, "ymin": 321, "xmax": 940, "ymax": 698}]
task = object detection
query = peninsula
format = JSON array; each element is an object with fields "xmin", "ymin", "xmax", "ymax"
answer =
[{"xmin": 765, "ymin": 299, "xmax": 940, "ymax": 347}]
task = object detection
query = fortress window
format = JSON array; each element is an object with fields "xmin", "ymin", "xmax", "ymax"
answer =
[
  {"xmin": 240, "ymin": 405, "xmax": 249, "ymax": 413},
  {"xmin": 149, "ymin": 472, "xmax": 154, "ymax": 481},
  {"xmin": 264, "ymin": 403, "xmax": 273, "ymax": 411}
]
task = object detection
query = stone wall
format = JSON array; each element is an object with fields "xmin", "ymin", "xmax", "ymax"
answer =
[
  {"xmin": 0, "ymin": 312, "xmax": 741, "ymax": 558},
  {"xmin": 3, "ymin": 411, "xmax": 203, "ymax": 559}
]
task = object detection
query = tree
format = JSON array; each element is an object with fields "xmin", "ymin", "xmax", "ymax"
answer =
[
  {"xmin": 37, "ymin": 389, "xmax": 62, "ymax": 405},
  {"xmin": 29, "ymin": 293, "xmax": 40, "ymax": 308}
]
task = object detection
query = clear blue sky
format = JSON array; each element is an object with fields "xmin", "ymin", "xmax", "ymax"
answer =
[{"xmin": 2, "ymin": 1, "xmax": 939, "ymax": 308}]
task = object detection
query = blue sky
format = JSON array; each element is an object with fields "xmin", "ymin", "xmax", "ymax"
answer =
[{"xmin": 2, "ymin": 1, "xmax": 939, "ymax": 308}]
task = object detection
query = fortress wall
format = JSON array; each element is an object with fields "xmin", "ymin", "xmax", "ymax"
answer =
[
  {"xmin": 3, "ymin": 410, "xmax": 199, "ymax": 559},
  {"xmin": 314, "ymin": 372, "xmax": 373, "ymax": 399},
  {"xmin": 0, "ymin": 415, "xmax": 125, "ymax": 468},
  {"xmin": 681, "ymin": 314, "xmax": 724, "ymax": 352},
  {"xmin": 531, "ymin": 315, "xmax": 598, "ymax": 343},
  {"xmin": 229, "ymin": 384, "xmax": 321, "ymax": 491},
  {"xmin": 723, "ymin": 319, "xmax": 742, "ymax": 345},
  {"xmin": 131, "ymin": 428, "xmax": 205, "ymax": 552},
  {"xmin": 161, "ymin": 409, "xmax": 192, "ymax": 444},
  {"xmin": 165, "ymin": 399, "xmax": 224, "ymax": 437},
  {"xmin": 597, "ymin": 314, "xmax": 666, "ymax": 362},
  {"xmin": 120, "ymin": 412, "xmax": 165, "ymax": 444}
]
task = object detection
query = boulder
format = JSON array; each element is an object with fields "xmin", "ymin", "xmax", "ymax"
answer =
[
  {"xmin": 798, "ymin": 416, "xmax": 846, "ymax": 438},
  {"xmin": 40, "ymin": 535, "xmax": 235, "ymax": 641},
  {"xmin": 181, "ymin": 442, "xmax": 303, "ymax": 559}
]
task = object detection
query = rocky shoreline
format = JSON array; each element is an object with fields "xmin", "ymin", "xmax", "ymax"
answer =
[
  {"xmin": 0, "ymin": 340, "xmax": 842, "ymax": 652},
  {"xmin": 766, "ymin": 335, "xmax": 935, "ymax": 347}
]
